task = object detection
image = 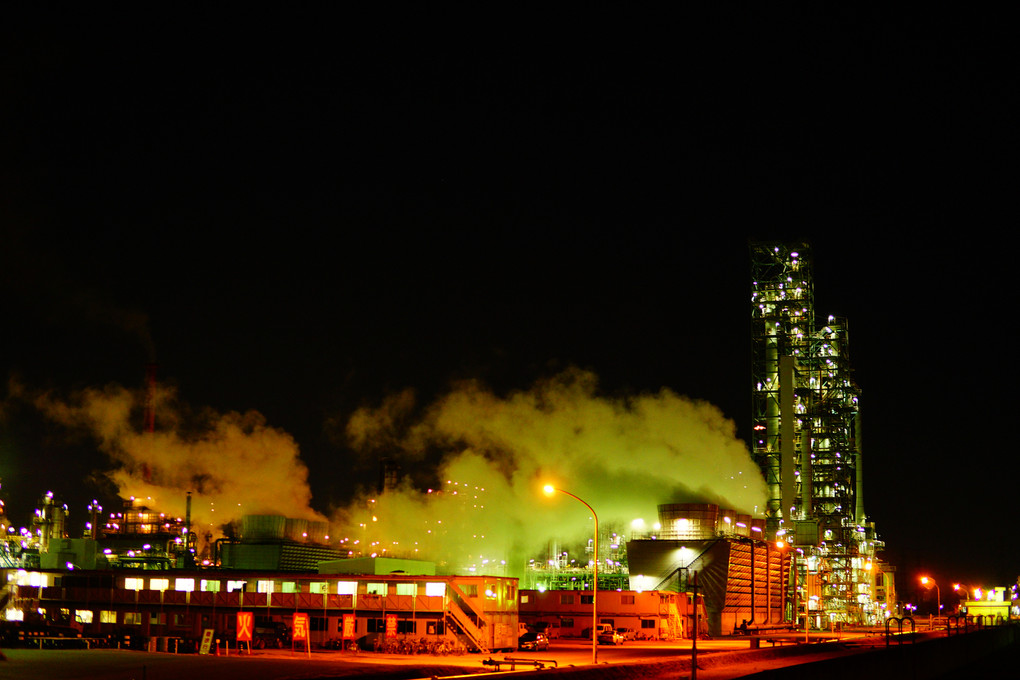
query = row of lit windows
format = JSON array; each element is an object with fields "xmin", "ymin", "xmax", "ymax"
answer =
[
  {"xmin": 7, "ymin": 569, "xmax": 511, "ymax": 601},
  {"xmin": 118, "ymin": 577, "xmax": 450, "ymax": 598}
]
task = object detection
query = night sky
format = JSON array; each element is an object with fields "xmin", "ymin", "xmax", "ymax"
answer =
[{"xmin": 2, "ymin": 9, "xmax": 1018, "ymax": 596}]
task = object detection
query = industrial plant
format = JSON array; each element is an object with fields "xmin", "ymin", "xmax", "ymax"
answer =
[
  {"xmin": 0, "ymin": 241, "xmax": 896, "ymax": 650},
  {"xmin": 748, "ymin": 241, "xmax": 893, "ymax": 624}
]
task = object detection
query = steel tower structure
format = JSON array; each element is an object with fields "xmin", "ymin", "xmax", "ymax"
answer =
[{"xmin": 750, "ymin": 242, "xmax": 881, "ymax": 624}]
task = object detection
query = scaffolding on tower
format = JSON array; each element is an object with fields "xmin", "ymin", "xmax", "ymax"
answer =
[{"xmin": 749, "ymin": 241, "xmax": 884, "ymax": 626}]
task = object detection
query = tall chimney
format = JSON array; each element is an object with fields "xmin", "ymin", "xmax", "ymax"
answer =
[
  {"xmin": 143, "ymin": 363, "xmax": 158, "ymax": 433},
  {"xmin": 854, "ymin": 408, "xmax": 865, "ymax": 524}
]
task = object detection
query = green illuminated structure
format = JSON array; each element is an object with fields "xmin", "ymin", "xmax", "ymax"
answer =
[{"xmin": 750, "ymin": 242, "xmax": 888, "ymax": 625}]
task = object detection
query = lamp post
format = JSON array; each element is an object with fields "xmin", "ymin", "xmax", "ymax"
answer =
[
  {"xmin": 544, "ymin": 484, "xmax": 598, "ymax": 665},
  {"xmin": 921, "ymin": 576, "xmax": 941, "ymax": 621},
  {"xmin": 953, "ymin": 583, "xmax": 978, "ymax": 615}
]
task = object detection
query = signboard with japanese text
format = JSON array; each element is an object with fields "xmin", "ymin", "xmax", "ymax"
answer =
[
  {"xmin": 292, "ymin": 612, "xmax": 310, "ymax": 641},
  {"xmin": 199, "ymin": 628, "xmax": 215, "ymax": 655},
  {"xmin": 385, "ymin": 614, "xmax": 397, "ymax": 637},
  {"xmin": 236, "ymin": 612, "xmax": 254, "ymax": 642},
  {"xmin": 342, "ymin": 614, "xmax": 355, "ymax": 639},
  {"xmin": 292, "ymin": 612, "xmax": 311, "ymax": 657}
]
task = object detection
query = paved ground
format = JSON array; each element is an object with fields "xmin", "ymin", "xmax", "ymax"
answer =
[
  {"xmin": 0, "ymin": 636, "xmax": 867, "ymax": 680},
  {"xmin": 0, "ymin": 631, "xmax": 961, "ymax": 680}
]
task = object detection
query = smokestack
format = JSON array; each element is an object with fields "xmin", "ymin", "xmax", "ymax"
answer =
[
  {"xmin": 854, "ymin": 408, "xmax": 865, "ymax": 524},
  {"xmin": 143, "ymin": 363, "xmax": 157, "ymax": 433},
  {"xmin": 779, "ymin": 355, "xmax": 796, "ymax": 526}
]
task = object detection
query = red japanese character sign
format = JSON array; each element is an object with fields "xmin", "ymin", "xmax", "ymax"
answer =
[
  {"xmin": 342, "ymin": 614, "xmax": 355, "ymax": 639},
  {"xmin": 236, "ymin": 612, "xmax": 254, "ymax": 642},
  {"xmin": 292, "ymin": 612, "xmax": 310, "ymax": 642}
]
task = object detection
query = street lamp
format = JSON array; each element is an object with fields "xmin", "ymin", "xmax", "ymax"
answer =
[
  {"xmin": 953, "ymin": 583, "xmax": 968, "ymax": 602},
  {"xmin": 921, "ymin": 576, "xmax": 941, "ymax": 620},
  {"xmin": 543, "ymin": 484, "xmax": 598, "ymax": 665},
  {"xmin": 953, "ymin": 583, "xmax": 981, "ymax": 614}
]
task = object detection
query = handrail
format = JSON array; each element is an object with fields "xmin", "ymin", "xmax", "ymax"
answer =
[
  {"xmin": 884, "ymin": 616, "xmax": 915, "ymax": 646},
  {"xmin": 445, "ymin": 598, "xmax": 487, "ymax": 653}
]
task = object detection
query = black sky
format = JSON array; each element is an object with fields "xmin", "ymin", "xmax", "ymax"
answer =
[{"xmin": 2, "ymin": 8, "xmax": 1018, "ymax": 592}]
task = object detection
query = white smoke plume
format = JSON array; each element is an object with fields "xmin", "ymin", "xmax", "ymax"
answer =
[
  {"xmin": 28, "ymin": 382, "xmax": 325, "ymax": 538},
  {"xmin": 337, "ymin": 368, "xmax": 767, "ymax": 576}
]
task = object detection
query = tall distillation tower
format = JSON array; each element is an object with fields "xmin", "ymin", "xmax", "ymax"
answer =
[{"xmin": 750, "ymin": 242, "xmax": 883, "ymax": 624}]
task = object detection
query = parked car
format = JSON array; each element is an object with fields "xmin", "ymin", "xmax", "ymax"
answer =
[
  {"xmin": 615, "ymin": 627, "xmax": 637, "ymax": 640},
  {"xmin": 597, "ymin": 628, "xmax": 624, "ymax": 645},
  {"xmin": 518, "ymin": 632, "xmax": 549, "ymax": 651}
]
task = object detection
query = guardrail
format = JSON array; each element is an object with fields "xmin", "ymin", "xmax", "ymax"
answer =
[
  {"xmin": 884, "ymin": 616, "xmax": 916, "ymax": 646},
  {"xmin": 481, "ymin": 656, "xmax": 558, "ymax": 671},
  {"xmin": 21, "ymin": 636, "xmax": 104, "ymax": 650}
]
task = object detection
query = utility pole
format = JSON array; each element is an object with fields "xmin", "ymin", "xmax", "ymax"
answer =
[{"xmin": 691, "ymin": 570, "xmax": 698, "ymax": 680}]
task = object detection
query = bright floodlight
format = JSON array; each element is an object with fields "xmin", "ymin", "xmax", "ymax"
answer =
[{"xmin": 543, "ymin": 484, "xmax": 556, "ymax": 496}]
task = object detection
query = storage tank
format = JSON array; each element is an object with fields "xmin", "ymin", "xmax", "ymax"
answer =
[
  {"xmin": 241, "ymin": 515, "xmax": 287, "ymax": 541},
  {"xmin": 718, "ymin": 509, "xmax": 736, "ymax": 536},
  {"xmin": 656, "ymin": 503, "xmax": 719, "ymax": 539},
  {"xmin": 306, "ymin": 521, "xmax": 329, "ymax": 544},
  {"xmin": 285, "ymin": 517, "xmax": 309, "ymax": 542},
  {"xmin": 735, "ymin": 514, "xmax": 752, "ymax": 537}
]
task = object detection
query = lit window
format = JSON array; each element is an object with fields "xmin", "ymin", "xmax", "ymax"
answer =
[
  {"xmin": 125, "ymin": 578, "xmax": 144, "ymax": 591},
  {"xmin": 336, "ymin": 581, "xmax": 358, "ymax": 595},
  {"xmin": 149, "ymin": 579, "xmax": 169, "ymax": 591},
  {"xmin": 425, "ymin": 583, "xmax": 446, "ymax": 597},
  {"xmin": 395, "ymin": 583, "xmax": 416, "ymax": 596},
  {"xmin": 175, "ymin": 578, "xmax": 195, "ymax": 592}
]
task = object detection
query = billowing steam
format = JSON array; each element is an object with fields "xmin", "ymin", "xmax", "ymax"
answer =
[
  {"xmin": 336, "ymin": 368, "xmax": 767, "ymax": 575},
  {"xmin": 27, "ymin": 382, "xmax": 325, "ymax": 537},
  {"xmin": 13, "ymin": 366, "xmax": 767, "ymax": 578}
]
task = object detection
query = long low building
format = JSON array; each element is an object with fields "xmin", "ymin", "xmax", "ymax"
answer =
[
  {"xmin": 519, "ymin": 588, "xmax": 706, "ymax": 640},
  {"xmin": 626, "ymin": 504, "xmax": 791, "ymax": 636},
  {"xmin": 1, "ymin": 567, "xmax": 520, "ymax": 652}
]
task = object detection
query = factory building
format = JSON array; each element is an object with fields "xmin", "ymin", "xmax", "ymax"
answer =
[
  {"xmin": 519, "ymin": 587, "xmax": 705, "ymax": 640},
  {"xmin": 1, "ymin": 242, "xmax": 896, "ymax": 643},
  {"xmin": 626, "ymin": 503, "xmax": 790, "ymax": 636},
  {"xmin": 217, "ymin": 514, "xmax": 345, "ymax": 571},
  {"xmin": 749, "ymin": 241, "xmax": 892, "ymax": 624},
  {"xmin": 1, "ymin": 562, "xmax": 520, "ymax": 652},
  {"xmin": 626, "ymin": 243, "xmax": 895, "ymax": 633}
]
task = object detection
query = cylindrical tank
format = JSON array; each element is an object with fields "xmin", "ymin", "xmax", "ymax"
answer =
[
  {"xmin": 735, "ymin": 514, "xmax": 751, "ymax": 537},
  {"xmin": 306, "ymin": 521, "xmax": 328, "ymax": 544},
  {"xmin": 657, "ymin": 503, "xmax": 719, "ymax": 539},
  {"xmin": 285, "ymin": 518, "xmax": 309, "ymax": 542},
  {"xmin": 718, "ymin": 509, "xmax": 736, "ymax": 535},
  {"xmin": 242, "ymin": 515, "xmax": 286, "ymax": 541}
]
